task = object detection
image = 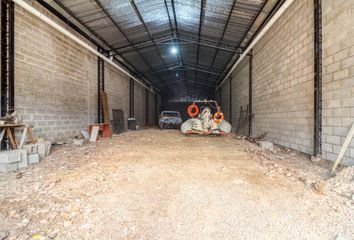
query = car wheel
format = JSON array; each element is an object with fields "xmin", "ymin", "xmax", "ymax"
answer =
[{"xmin": 159, "ymin": 124, "xmax": 164, "ymax": 130}]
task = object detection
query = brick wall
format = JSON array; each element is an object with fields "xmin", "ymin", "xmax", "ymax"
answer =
[
  {"xmin": 14, "ymin": 1, "xmax": 98, "ymax": 141},
  {"xmin": 231, "ymin": 57, "xmax": 250, "ymax": 133},
  {"xmin": 134, "ymin": 83, "xmax": 146, "ymax": 128},
  {"xmin": 13, "ymin": 0, "xmax": 149, "ymax": 140},
  {"xmin": 225, "ymin": 0, "xmax": 314, "ymax": 154},
  {"xmin": 148, "ymin": 92, "xmax": 155, "ymax": 125},
  {"xmin": 105, "ymin": 64, "xmax": 130, "ymax": 129},
  {"xmin": 220, "ymin": 79, "xmax": 231, "ymax": 122},
  {"xmin": 322, "ymin": 0, "xmax": 354, "ymax": 165},
  {"xmin": 251, "ymin": 0, "xmax": 314, "ymax": 154}
]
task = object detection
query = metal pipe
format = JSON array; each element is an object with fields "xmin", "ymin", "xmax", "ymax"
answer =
[
  {"xmin": 215, "ymin": 0, "xmax": 295, "ymax": 91},
  {"xmin": 12, "ymin": 0, "xmax": 156, "ymax": 94}
]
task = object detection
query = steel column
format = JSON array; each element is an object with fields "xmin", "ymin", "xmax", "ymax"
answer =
[
  {"xmin": 248, "ymin": 52, "xmax": 253, "ymax": 137},
  {"xmin": 97, "ymin": 48, "xmax": 105, "ymax": 123},
  {"xmin": 129, "ymin": 78, "xmax": 134, "ymax": 118},
  {"xmin": 314, "ymin": 0, "xmax": 322, "ymax": 156},
  {"xmin": 154, "ymin": 94, "xmax": 158, "ymax": 125},
  {"xmin": 229, "ymin": 77, "xmax": 232, "ymax": 124},
  {"xmin": 145, "ymin": 89, "xmax": 149, "ymax": 126},
  {"xmin": 1, "ymin": 0, "xmax": 15, "ymax": 117}
]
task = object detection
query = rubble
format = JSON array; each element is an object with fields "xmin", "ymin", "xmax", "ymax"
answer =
[{"xmin": 0, "ymin": 130, "xmax": 353, "ymax": 239}]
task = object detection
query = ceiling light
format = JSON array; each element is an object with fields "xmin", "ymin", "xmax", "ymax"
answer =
[{"xmin": 171, "ymin": 46, "xmax": 178, "ymax": 55}]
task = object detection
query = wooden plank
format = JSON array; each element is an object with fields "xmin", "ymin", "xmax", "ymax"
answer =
[
  {"xmin": 331, "ymin": 122, "xmax": 354, "ymax": 173},
  {"xmin": 101, "ymin": 91, "xmax": 110, "ymax": 124},
  {"xmin": 18, "ymin": 127, "xmax": 28, "ymax": 149},
  {"xmin": 6, "ymin": 128, "xmax": 17, "ymax": 149},
  {"xmin": 90, "ymin": 126, "xmax": 99, "ymax": 142},
  {"xmin": 0, "ymin": 128, "xmax": 6, "ymax": 145}
]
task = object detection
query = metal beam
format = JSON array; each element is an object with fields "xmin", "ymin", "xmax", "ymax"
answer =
[
  {"xmin": 178, "ymin": 33, "xmax": 242, "ymax": 53},
  {"xmin": 146, "ymin": 65, "xmax": 221, "ymax": 76},
  {"xmin": 239, "ymin": 0, "xmax": 268, "ymax": 47},
  {"xmin": 213, "ymin": 0, "xmax": 283, "ymax": 95},
  {"xmin": 194, "ymin": 0, "xmax": 206, "ymax": 96},
  {"xmin": 313, "ymin": 0, "xmax": 322, "ymax": 156},
  {"xmin": 205, "ymin": 0, "xmax": 238, "ymax": 89},
  {"xmin": 97, "ymin": 47, "xmax": 105, "ymax": 123},
  {"xmin": 37, "ymin": 0, "xmax": 103, "ymax": 49},
  {"xmin": 208, "ymin": 0, "xmax": 288, "ymax": 98},
  {"xmin": 50, "ymin": 0, "xmax": 152, "ymax": 88},
  {"xmin": 94, "ymin": 0, "xmax": 165, "ymax": 86},
  {"xmin": 152, "ymin": 75, "xmax": 215, "ymax": 86},
  {"xmin": 229, "ymin": 77, "xmax": 232, "ymax": 123},
  {"xmin": 109, "ymin": 33, "xmax": 174, "ymax": 54},
  {"xmin": 248, "ymin": 52, "xmax": 253, "ymax": 137},
  {"xmin": 157, "ymin": 80, "xmax": 214, "ymax": 88},
  {"xmin": 145, "ymin": 88, "xmax": 149, "ymax": 125},
  {"xmin": 171, "ymin": 0, "xmax": 187, "ymax": 86},
  {"xmin": 129, "ymin": 79, "xmax": 134, "ymax": 118},
  {"xmin": 1, "ymin": 0, "xmax": 15, "ymax": 117},
  {"xmin": 112, "ymin": 34, "xmax": 243, "ymax": 55},
  {"xmin": 129, "ymin": 0, "xmax": 177, "ymax": 93}
]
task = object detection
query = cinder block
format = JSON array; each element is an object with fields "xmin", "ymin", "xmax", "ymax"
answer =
[
  {"xmin": 23, "ymin": 144, "xmax": 38, "ymax": 154},
  {"xmin": 28, "ymin": 154, "xmax": 40, "ymax": 164},
  {"xmin": 45, "ymin": 141, "xmax": 51, "ymax": 156},
  {"xmin": 0, "ymin": 162, "xmax": 18, "ymax": 173},
  {"xmin": 0, "ymin": 150, "xmax": 22, "ymax": 163},
  {"xmin": 38, "ymin": 143, "xmax": 46, "ymax": 160},
  {"xmin": 18, "ymin": 149, "xmax": 28, "ymax": 169}
]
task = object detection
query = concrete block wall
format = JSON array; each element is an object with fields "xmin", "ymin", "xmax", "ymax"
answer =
[
  {"xmin": 105, "ymin": 64, "xmax": 130, "ymax": 130},
  {"xmin": 220, "ymin": 79, "xmax": 231, "ymax": 122},
  {"xmin": 14, "ymin": 1, "xmax": 97, "ymax": 141},
  {"xmin": 147, "ymin": 92, "xmax": 155, "ymax": 126},
  {"xmin": 134, "ymin": 83, "xmax": 146, "ymax": 128},
  {"xmin": 251, "ymin": 0, "xmax": 315, "ymax": 154},
  {"xmin": 13, "ymin": 0, "xmax": 151, "ymax": 140},
  {"xmin": 322, "ymin": 0, "xmax": 354, "ymax": 165},
  {"xmin": 222, "ymin": 0, "xmax": 314, "ymax": 155},
  {"xmin": 231, "ymin": 57, "xmax": 250, "ymax": 130}
]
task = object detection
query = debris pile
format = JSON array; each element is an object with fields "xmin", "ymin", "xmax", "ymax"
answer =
[
  {"xmin": 0, "ymin": 111, "xmax": 52, "ymax": 173},
  {"xmin": 327, "ymin": 167, "xmax": 354, "ymax": 202}
]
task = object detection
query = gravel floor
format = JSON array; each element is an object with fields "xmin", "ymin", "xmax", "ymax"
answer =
[{"xmin": 0, "ymin": 129, "xmax": 353, "ymax": 240}]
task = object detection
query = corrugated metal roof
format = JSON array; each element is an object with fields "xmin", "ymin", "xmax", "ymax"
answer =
[{"xmin": 44, "ymin": 0, "xmax": 281, "ymax": 99}]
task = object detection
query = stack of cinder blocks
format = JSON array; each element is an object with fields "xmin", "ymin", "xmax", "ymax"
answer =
[{"xmin": 0, "ymin": 141, "xmax": 51, "ymax": 173}]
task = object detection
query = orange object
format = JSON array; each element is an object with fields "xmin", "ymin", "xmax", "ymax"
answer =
[
  {"xmin": 187, "ymin": 104, "xmax": 199, "ymax": 117},
  {"xmin": 89, "ymin": 123, "xmax": 112, "ymax": 140},
  {"xmin": 213, "ymin": 111, "xmax": 224, "ymax": 123}
]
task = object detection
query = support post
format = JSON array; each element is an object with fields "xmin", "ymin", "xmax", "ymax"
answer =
[
  {"xmin": 229, "ymin": 77, "xmax": 232, "ymax": 124},
  {"xmin": 129, "ymin": 78, "xmax": 134, "ymax": 118},
  {"xmin": 1, "ymin": 0, "xmax": 15, "ymax": 117},
  {"xmin": 154, "ymin": 94, "xmax": 158, "ymax": 125},
  {"xmin": 145, "ymin": 88, "xmax": 149, "ymax": 126},
  {"xmin": 97, "ymin": 47, "xmax": 105, "ymax": 123},
  {"xmin": 248, "ymin": 51, "xmax": 253, "ymax": 137},
  {"xmin": 314, "ymin": 0, "xmax": 322, "ymax": 156}
]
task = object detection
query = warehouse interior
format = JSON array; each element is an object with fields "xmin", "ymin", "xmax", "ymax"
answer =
[{"xmin": 0, "ymin": 0, "xmax": 353, "ymax": 239}]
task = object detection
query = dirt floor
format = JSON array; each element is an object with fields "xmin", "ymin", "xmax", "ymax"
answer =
[{"xmin": 0, "ymin": 129, "xmax": 353, "ymax": 240}]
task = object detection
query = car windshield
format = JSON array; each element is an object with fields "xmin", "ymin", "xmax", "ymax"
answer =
[{"xmin": 162, "ymin": 112, "xmax": 179, "ymax": 117}]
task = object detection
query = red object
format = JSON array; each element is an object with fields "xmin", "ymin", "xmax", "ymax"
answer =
[
  {"xmin": 187, "ymin": 104, "xmax": 199, "ymax": 117},
  {"xmin": 88, "ymin": 123, "xmax": 112, "ymax": 140},
  {"xmin": 213, "ymin": 111, "xmax": 224, "ymax": 123}
]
